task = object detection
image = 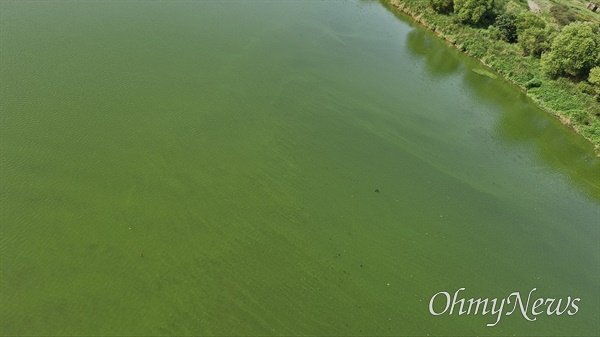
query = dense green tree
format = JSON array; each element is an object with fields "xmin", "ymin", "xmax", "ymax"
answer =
[
  {"xmin": 516, "ymin": 12, "xmax": 554, "ymax": 57},
  {"xmin": 588, "ymin": 67, "xmax": 600, "ymax": 86},
  {"xmin": 488, "ymin": 0, "xmax": 510, "ymax": 21},
  {"xmin": 495, "ymin": 12, "xmax": 518, "ymax": 42},
  {"xmin": 496, "ymin": 0, "xmax": 526, "ymax": 23},
  {"xmin": 454, "ymin": 0, "xmax": 494, "ymax": 24},
  {"xmin": 504, "ymin": 0, "xmax": 525, "ymax": 15},
  {"xmin": 517, "ymin": 11, "xmax": 546, "ymax": 33},
  {"xmin": 518, "ymin": 25, "xmax": 555, "ymax": 57},
  {"xmin": 430, "ymin": 0, "xmax": 454, "ymax": 14},
  {"xmin": 541, "ymin": 22, "xmax": 600, "ymax": 78}
]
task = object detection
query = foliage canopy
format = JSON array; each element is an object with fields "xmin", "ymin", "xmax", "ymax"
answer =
[
  {"xmin": 516, "ymin": 12, "xmax": 555, "ymax": 57},
  {"xmin": 454, "ymin": 0, "xmax": 494, "ymax": 24},
  {"xmin": 541, "ymin": 22, "xmax": 600, "ymax": 78},
  {"xmin": 588, "ymin": 67, "xmax": 600, "ymax": 86},
  {"xmin": 496, "ymin": 12, "xmax": 518, "ymax": 42},
  {"xmin": 430, "ymin": 0, "xmax": 454, "ymax": 14}
]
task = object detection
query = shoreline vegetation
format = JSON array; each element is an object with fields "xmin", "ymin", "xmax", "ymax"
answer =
[{"xmin": 381, "ymin": 0, "xmax": 600, "ymax": 154}]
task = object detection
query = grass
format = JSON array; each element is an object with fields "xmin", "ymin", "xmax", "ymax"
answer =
[{"xmin": 539, "ymin": 0, "xmax": 600, "ymax": 23}]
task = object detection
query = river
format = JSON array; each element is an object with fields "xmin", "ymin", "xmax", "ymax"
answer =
[{"xmin": 1, "ymin": 1, "xmax": 598, "ymax": 335}]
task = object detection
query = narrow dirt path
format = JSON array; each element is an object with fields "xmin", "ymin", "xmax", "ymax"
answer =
[{"xmin": 528, "ymin": 0, "xmax": 541, "ymax": 13}]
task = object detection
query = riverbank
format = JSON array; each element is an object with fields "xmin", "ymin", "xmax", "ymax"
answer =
[{"xmin": 383, "ymin": 0, "xmax": 600, "ymax": 154}]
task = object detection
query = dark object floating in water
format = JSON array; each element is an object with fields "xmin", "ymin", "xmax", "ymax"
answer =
[{"xmin": 374, "ymin": 189, "xmax": 379, "ymax": 193}]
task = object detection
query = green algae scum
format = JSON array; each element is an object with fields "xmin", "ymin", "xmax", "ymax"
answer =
[{"xmin": 1, "ymin": 1, "xmax": 599, "ymax": 336}]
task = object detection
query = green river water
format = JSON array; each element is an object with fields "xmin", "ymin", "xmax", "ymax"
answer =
[{"xmin": 1, "ymin": 1, "xmax": 599, "ymax": 335}]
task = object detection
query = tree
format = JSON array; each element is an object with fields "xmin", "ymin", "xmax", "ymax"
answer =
[
  {"xmin": 541, "ymin": 22, "xmax": 600, "ymax": 78},
  {"xmin": 518, "ymin": 25, "xmax": 555, "ymax": 57},
  {"xmin": 431, "ymin": 0, "xmax": 454, "ymax": 14},
  {"xmin": 495, "ymin": 12, "xmax": 518, "ymax": 42},
  {"xmin": 454, "ymin": 0, "xmax": 494, "ymax": 25},
  {"xmin": 517, "ymin": 11, "xmax": 546, "ymax": 33},
  {"xmin": 516, "ymin": 12, "xmax": 554, "ymax": 57},
  {"xmin": 504, "ymin": 0, "xmax": 524, "ymax": 16},
  {"xmin": 588, "ymin": 67, "xmax": 600, "ymax": 86}
]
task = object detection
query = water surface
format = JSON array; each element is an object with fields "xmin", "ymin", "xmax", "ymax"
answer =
[{"xmin": 1, "ymin": 1, "xmax": 599, "ymax": 335}]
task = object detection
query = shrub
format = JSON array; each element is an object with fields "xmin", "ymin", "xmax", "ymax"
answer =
[
  {"xmin": 525, "ymin": 78, "xmax": 542, "ymax": 89},
  {"xmin": 430, "ymin": 0, "xmax": 454, "ymax": 14},
  {"xmin": 454, "ymin": 0, "xmax": 494, "ymax": 25},
  {"xmin": 516, "ymin": 13, "xmax": 556, "ymax": 57},
  {"xmin": 576, "ymin": 81, "xmax": 595, "ymax": 95},
  {"xmin": 487, "ymin": 24, "xmax": 502, "ymax": 39},
  {"xmin": 588, "ymin": 67, "xmax": 600, "ymax": 86},
  {"xmin": 496, "ymin": 12, "xmax": 518, "ymax": 42},
  {"xmin": 569, "ymin": 109, "xmax": 592, "ymax": 126}
]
